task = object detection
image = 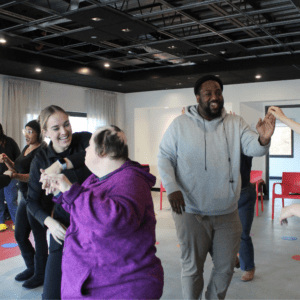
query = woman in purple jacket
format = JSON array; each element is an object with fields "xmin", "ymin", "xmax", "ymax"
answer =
[{"xmin": 42, "ymin": 125, "xmax": 164, "ymax": 300}]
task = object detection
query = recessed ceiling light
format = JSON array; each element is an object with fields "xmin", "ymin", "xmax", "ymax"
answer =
[
  {"xmin": 203, "ymin": 59, "xmax": 209, "ymax": 62},
  {"xmin": 168, "ymin": 45, "xmax": 177, "ymax": 49},
  {"xmin": 79, "ymin": 68, "xmax": 89, "ymax": 74},
  {"xmin": 91, "ymin": 36, "xmax": 97, "ymax": 39},
  {"xmin": 256, "ymin": 74, "xmax": 262, "ymax": 79},
  {"xmin": 118, "ymin": 84, "xmax": 122, "ymax": 86},
  {"xmin": 0, "ymin": 38, "xmax": 6, "ymax": 44},
  {"xmin": 104, "ymin": 63, "xmax": 110, "ymax": 68},
  {"xmin": 176, "ymin": 83, "xmax": 182, "ymax": 85},
  {"xmin": 220, "ymin": 49, "xmax": 226, "ymax": 55},
  {"xmin": 91, "ymin": 17, "xmax": 102, "ymax": 21},
  {"xmin": 35, "ymin": 68, "xmax": 42, "ymax": 72},
  {"xmin": 215, "ymin": 75, "xmax": 219, "ymax": 77},
  {"xmin": 122, "ymin": 28, "xmax": 131, "ymax": 32}
]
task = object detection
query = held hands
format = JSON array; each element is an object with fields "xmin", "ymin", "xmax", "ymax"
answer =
[
  {"xmin": 168, "ymin": 190, "xmax": 185, "ymax": 214},
  {"xmin": 256, "ymin": 112, "xmax": 276, "ymax": 144},
  {"xmin": 44, "ymin": 216, "xmax": 67, "ymax": 245},
  {"xmin": 40, "ymin": 172, "xmax": 72, "ymax": 195},
  {"xmin": 268, "ymin": 106, "xmax": 287, "ymax": 122}
]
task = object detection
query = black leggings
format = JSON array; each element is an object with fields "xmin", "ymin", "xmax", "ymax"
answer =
[
  {"xmin": 42, "ymin": 234, "xmax": 63, "ymax": 300},
  {"xmin": 14, "ymin": 193, "xmax": 48, "ymax": 271}
]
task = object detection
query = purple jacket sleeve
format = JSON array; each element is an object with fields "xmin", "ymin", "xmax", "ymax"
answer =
[{"xmin": 61, "ymin": 172, "xmax": 147, "ymax": 237}]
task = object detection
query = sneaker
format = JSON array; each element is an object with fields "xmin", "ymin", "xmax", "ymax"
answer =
[
  {"xmin": 0, "ymin": 223, "xmax": 8, "ymax": 231},
  {"xmin": 241, "ymin": 267, "xmax": 255, "ymax": 281}
]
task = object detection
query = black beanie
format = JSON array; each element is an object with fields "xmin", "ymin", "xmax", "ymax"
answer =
[
  {"xmin": 194, "ymin": 75, "xmax": 223, "ymax": 95},
  {"xmin": 25, "ymin": 120, "xmax": 41, "ymax": 137}
]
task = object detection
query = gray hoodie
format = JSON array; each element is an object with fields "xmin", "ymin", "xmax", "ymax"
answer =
[{"xmin": 157, "ymin": 105, "xmax": 270, "ymax": 215}]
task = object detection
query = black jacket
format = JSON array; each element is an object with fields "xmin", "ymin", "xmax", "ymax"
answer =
[
  {"xmin": 26, "ymin": 132, "xmax": 92, "ymax": 227},
  {"xmin": 0, "ymin": 174, "xmax": 11, "ymax": 188}
]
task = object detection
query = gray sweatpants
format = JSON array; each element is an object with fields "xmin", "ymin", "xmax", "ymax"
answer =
[{"xmin": 172, "ymin": 209, "xmax": 242, "ymax": 300}]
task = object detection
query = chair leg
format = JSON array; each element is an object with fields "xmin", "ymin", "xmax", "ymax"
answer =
[
  {"xmin": 256, "ymin": 183, "xmax": 259, "ymax": 217},
  {"xmin": 261, "ymin": 189, "xmax": 264, "ymax": 212},
  {"xmin": 282, "ymin": 198, "xmax": 285, "ymax": 208},
  {"xmin": 272, "ymin": 197, "xmax": 275, "ymax": 220},
  {"xmin": 160, "ymin": 191, "xmax": 162, "ymax": 210}
]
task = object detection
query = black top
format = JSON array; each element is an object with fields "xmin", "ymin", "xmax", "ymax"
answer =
[
  {"xmin": 0, "ymin": 174, "xmax": 11, "ymax": 189},
  {"xmin": 26, "ymin": 132, "xmax": 92, "ymax": 230},
  {"xmin": 240, "ymin": 153, "xmax": 253, "ymax": 189},
  {"xmin": 14, "ymin": 144, "xmax": 46, "ymax": 194},
  {"xmin": 0, "ymin": 136, "xmax": 21, "ymax": 174}
]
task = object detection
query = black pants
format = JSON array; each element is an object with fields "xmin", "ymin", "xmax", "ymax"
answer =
[
  {"xmin": 14, "ymin": 193, "xmax": 48, "ymax": 272},
  {"xmin": 42, "ymin": 234, "xmax": 63, "ymax": 300}
]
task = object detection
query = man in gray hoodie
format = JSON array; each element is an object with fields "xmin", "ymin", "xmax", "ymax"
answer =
[{"xmin": 157, "ymin": 75, "xmax": 275, "ymax": 300}]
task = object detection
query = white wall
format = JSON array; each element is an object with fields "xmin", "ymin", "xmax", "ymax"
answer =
[
  {"xmin": 125, "ymin": 79, "xmax": 300, "ymax": 183},
  {"xmin": 0, "ymin": 74, "xmax": 125, "ymax": 132}
]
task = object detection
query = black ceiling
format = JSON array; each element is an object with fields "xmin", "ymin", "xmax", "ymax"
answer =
[{"xmin": 0, "ymin": 0, "xmax": 300, "ymax": 93}]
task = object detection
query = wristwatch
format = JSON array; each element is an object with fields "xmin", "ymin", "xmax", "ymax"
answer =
[{"xmin": 57, "ymin": 158, "xmax": 67, "ymax": 171}]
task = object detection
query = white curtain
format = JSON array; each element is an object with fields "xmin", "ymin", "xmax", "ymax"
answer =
[
  {"xmin": 85, "ymin": 89, "xmax": 117, "ymax": 133},
  {"xmin": 2, "ymin": 77, "xmax": 41, "ymax": 149}
]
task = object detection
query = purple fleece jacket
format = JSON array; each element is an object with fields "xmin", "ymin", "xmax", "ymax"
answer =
[{"xmin": 53, "ymin": 160, "xmax": 164, "ymax": 300}]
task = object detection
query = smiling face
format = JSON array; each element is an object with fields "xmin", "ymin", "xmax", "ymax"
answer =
[
  {"xmin": 196, "ymin": 80, "xmax": 224, "ymax": 120},
  {"xmin": 43, "ymin": 111, "xmax": 72, "ymax": 153},
  {"xmin": 24, "ymin": 126, "xmax": 39, "ymax": 146}
]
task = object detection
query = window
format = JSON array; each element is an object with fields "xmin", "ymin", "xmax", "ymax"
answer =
[
  {"xmin": 67, "ymin": 112, "xmax": 88, "ymax": 133},
  {"xmin": 269, "ymin": 121, "xmax": 294, "ymax": 158}
]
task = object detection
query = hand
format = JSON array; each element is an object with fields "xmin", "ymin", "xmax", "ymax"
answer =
[
  {"xmin": 3, "ymin": 170, "xmax": 13, "ymax": 177},
  {"xmin": 279, "ymin": 204, "xmax": 300, "ymax": 224},
  {"xmin": 268, "ymin": 106, "xmax": 287, "ymax": 122},
  {"xmin": 42, "ymin": 173, "xmax": 72, "ymax": 194},
  {"xmin": 256, "ymin": 112, "xmax": 276, "ymax": 144},
  {"xmin": 0, "ymin": 154, "xmax": 6, "ymax": 163},
  {"xmin": 44, "ymin": 217, "xmax": 67, "ymax": 245},
  {"xmin": 44, "ymin": 160, "xmax": 63, "ymax": 175},
  {"xmin": 229, "ymin": 111, "xmax": 236, "ymax": 115},
  {"xmin": 182, "ymin": 107, "xmax": 185, "ymax": 115},
  {"xmin": 168, "ymin": 190, "xmax": 185, "ymax": 214}
]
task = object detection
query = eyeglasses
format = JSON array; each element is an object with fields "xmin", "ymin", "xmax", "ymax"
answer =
[{"xmin": 22, "ymin": 129, "xmax": 34, "ymax": 135}]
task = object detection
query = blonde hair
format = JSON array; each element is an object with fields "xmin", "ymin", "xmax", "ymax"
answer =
[{"xmin": 38, "ymin": 105, "xmax": 68, "ymax": 137}]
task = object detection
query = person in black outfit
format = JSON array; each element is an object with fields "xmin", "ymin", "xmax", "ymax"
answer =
[
  {"xmin": 0, "ymin": 124, "xmax": 21, "ymax": 227},
  {"xmin": 0, "ymin": 172, "xmax": 12, "ymax": 189},
  {"xmin": 2, "ymin": 120, "xmax": 48, "ymax": 288},
  {"xmin": 25, "ymin": 105, "xmax": 91, "ymax": 299}
]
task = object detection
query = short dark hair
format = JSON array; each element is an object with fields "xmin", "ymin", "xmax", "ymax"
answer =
[
  {"xmin": 194, "ymin": 75, "xmax": 223, "ymax": 96},
  {"xmin": 94, "ymin": 125, "xmax": 128, "ymax": 160}
]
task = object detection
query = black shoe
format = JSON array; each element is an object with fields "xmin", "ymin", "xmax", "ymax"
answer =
[
  {"xmin": 22, "ymin": 275, "xmax": 44, "ymax": 289},
  {"xmin": 15, "ymin": 269, "xmax": 34, "ymax": 282}
]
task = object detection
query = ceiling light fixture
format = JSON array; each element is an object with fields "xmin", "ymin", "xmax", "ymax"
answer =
[
  {"xmin": 215, "ymin": 75, "xmax": 219, "ymax": 77},
  {"xmin": 0, "ymin": 38, "xmax": 6, "ymax": 44},
  {"xmin": 35, "ymin": 68, "xmax": 42, "ymax": 72},
  {"xmin": 122, "ymin": 28, "xmax": 131, "ymax": 32},
  {"xmin": 168, "ymin": 45, "xmax": 177, "ymax": 49},
  {"xmin": 203, "ymin": 59, "xmax": 209, "ymax": 62},
  {"xmin": 118, "ymin": 84, "xmax": 122, "ymax": 86},
  {"xmin": 79, "ymin": 68, "xmax": 89, "ymax": 74},
  {"xmin": 91, "ymin": 17, "xmax": 102, "ymax": 21},
  {"xmin": 104, "ymin": 63, "xmax": 110, "ymax": 68},
  {"xmin": 91, "ymin": 36, "xmax": 97, "ymax": 39},
  {"xmin": 176, "ymin": 83, "xmax": 182, "ymax": 86},
  {"xmin": 220, "ymin": 49, "xmax": 226, "ymax": 55},
  {"xmin": 256, "ymin": 74, "xmax": 262, "ymax": 79}
]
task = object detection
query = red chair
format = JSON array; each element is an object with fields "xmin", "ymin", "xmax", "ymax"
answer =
[
  {"xmin": 250, "ymin": 170, "xmax": 264, "ymax": 217},
  {"xmin": 272, "ymin": 172, "xmax": 300, "ymax": 220},
  {"xmin": 160, "ymin": 182, "xmax": 166, "ymax": 210}
]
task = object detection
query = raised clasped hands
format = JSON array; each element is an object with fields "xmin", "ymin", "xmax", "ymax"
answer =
[
  {"xmin": 268, "ymin": 106, "xmax": 286, "ymax": 122},
  {"xmin": 256, "ymin": 112, "xmax": 276, "ymax": 144}
]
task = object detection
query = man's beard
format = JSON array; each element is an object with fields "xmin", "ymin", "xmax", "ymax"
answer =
[{"xmin": 199, "ymin": 99, "xmax": 224, "ymax": 119}]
